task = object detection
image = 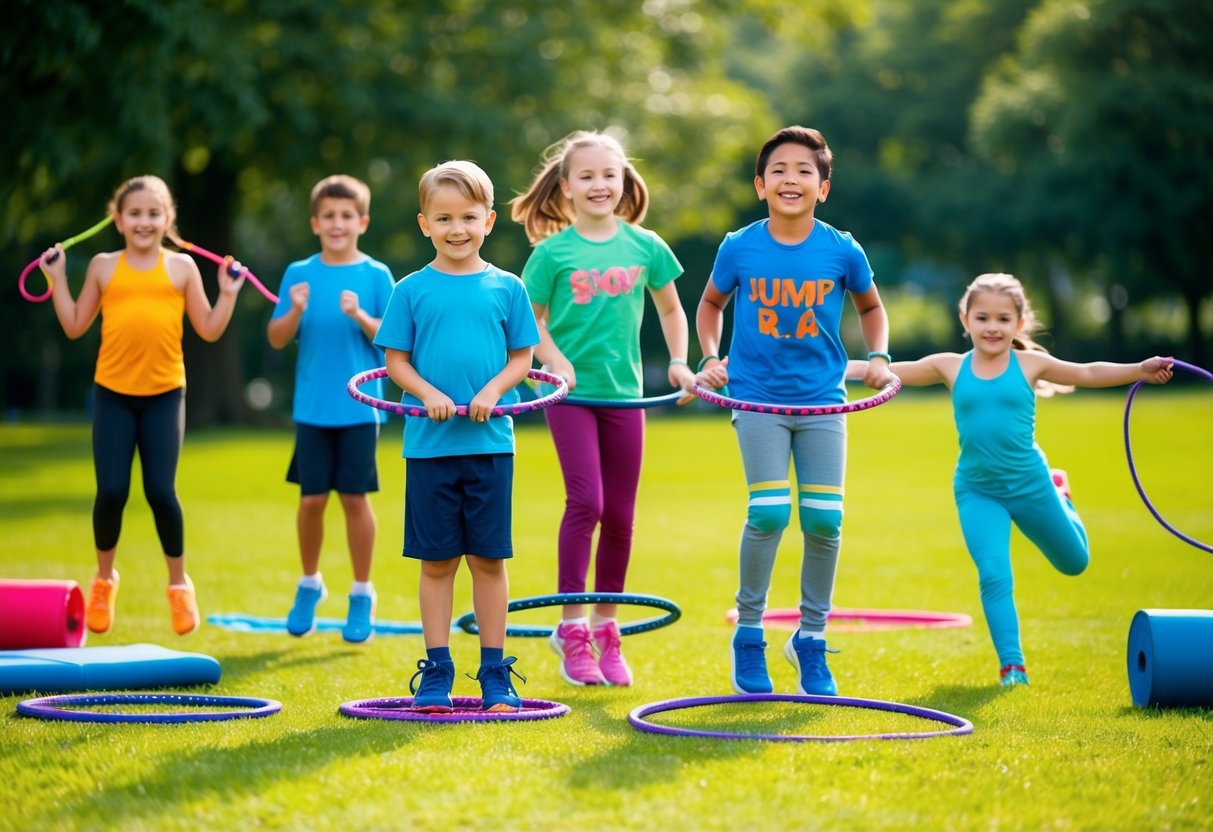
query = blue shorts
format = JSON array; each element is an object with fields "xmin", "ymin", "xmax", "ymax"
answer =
[
  {"xmin": 287, "ymin": 423, "xmax": 380, "ymax": 496},
  {"xmin": 403, "ymin": 454, "xmax": 513, "ymax": 561}
]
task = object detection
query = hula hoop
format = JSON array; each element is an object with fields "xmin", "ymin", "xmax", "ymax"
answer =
[
  {"xmin": 172, "ymin": 237, "xmax": 279, "ymax": 304},
  {"xmin": 628, "ymin": 693, "xmax": 973, "ymax": 742},
  {"xmin": 559, "ymin": 390, "xmax": 686, "ymax": 409},
  {"xmin": 694, "ymin": 377, "xmax": 901, "ymax": 416},
  {"xmin": 456, "ymin": 592, "xmax": 681, "ymax": 638},
  {"xmin": 725, "ymin": 607, "xmax": 973, "ymax": 632},
  {"xmin": 16, "ymin": 692, "xmax": 282, "ymax": 724},
  {"xmin": 206, "ymin": 613, "xmax": 426, "ymax": 635},
  {"xmin": 348, "ymin": 368, "xmax": 569, "ymax": 418},
  {"xmin": 18, "ymin": 216, "xmax": 114, "ymax": 302},
  {"xmin": 339, "ymin": 695, "xmax": 570, "ymax": 722},
  {"xmin": 1123, "ymin": 358, "xmax": 1213, "ymax": 553}
]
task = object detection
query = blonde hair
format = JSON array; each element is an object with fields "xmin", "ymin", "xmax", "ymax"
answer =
[
  {"xmin": 418, "ymin": 160, "xmax": 494, "ymax": 214},
  {"xmin": 509, "ymin": 130, "xmax": 649, "ymax": 245},
  {"xmin": 959, "ymin": 273, "xmax": 1073, "ymax": 396},
  {"xmin": 310, "ymin": 174, "xmax": 371, "ymax": 216},
  {"xmin": 109, "ymin": 175, "xmax": 178, "ymax": 241}
]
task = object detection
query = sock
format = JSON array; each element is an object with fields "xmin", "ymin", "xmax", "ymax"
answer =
[
  {"xmin": 798, "ymin": 629, "xmax": 825, "ymax": 641},
  {"xmin": 735, "ymin": 624, "xmax": 764, "ymax": 639},
  {"xmin": 590, "ymin": 614, "xmax": 616, "ymax": 629},
  {"xmin": 350, "ymin": 580, "xmax": 373, "ymax": 597},
  {"xmin": 426, "ymin": 646, "xmax": 452, "ymax": 666},
  {"xmin": 480, "ymin": 646, "xmax": 504, "ymax": 666},
  {"xmin": 560, "ymin": 616, "xmax": 589, "ymax": 629},
  {"xmin": 299, "ymin": 573, "xmax": 324, "ymax": 589}
]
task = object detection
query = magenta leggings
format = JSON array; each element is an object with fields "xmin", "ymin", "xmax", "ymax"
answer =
[{"xmin": 545, "ymin": 405, "xmax": 645, "ymax": 594}]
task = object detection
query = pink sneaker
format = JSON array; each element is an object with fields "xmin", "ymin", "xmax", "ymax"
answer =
[
  {"xmin": 549, "ymin": 621, "xmax": 606, "ymax": 685},
  {"xmin": 1050, "ymin": 468, "xmax": 1072, "ymax": 501},
  {"xmin": 592, "ymin": 620, "xmax": 632, "ymax": 686}
]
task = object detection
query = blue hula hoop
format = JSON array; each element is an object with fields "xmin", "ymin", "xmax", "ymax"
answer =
[
  {"xmin": 206, "ymin": 613, "xmax": 426, "ymax": 636},
  {"xmin": 16, "ymin": 692, "xmax": 283, "ymax": 724},
  {"xmin": 455, "ymin": 592, "xmax": 681, "ymax": 638}
]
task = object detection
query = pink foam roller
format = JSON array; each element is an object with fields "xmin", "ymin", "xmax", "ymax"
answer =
[{"xmin": 0, "ymin": 580, "xmax": 87, "ymax": 649}]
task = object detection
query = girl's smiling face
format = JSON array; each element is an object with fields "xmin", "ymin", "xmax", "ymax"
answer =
[
  {"xmin": 560, "ymin": 145, "xmax": 624, "ymax": 223},
  {"xmin": 961, "ymin": 290, "xmax": 1024, "ymax": 356},
  {"xmin": 114, "ymin": 188, "xmax": 172, "ymax": 253}
]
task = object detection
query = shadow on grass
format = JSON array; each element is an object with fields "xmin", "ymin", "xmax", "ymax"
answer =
[
  {"xmin": 909, "ymin": 683, "xmax": 1003, "ymax": 716},
  {"xmin": 216, "ymin": 646, "xmax": 367, "ymax": 684},
  {"xmin": 1118, "ymin": 704, "xmax": 1213, "ymax": 723}
]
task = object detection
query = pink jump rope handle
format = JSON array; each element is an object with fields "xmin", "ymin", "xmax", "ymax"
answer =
[
  {"xmin": 177, "ymin": 241, "xmax": 279, "ymax": 304},
  {"xmin": 18, "ymin": 250, "xmax": 59, "ymax": 303}
]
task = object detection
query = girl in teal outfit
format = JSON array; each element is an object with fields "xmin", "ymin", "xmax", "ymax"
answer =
[{"xmin": 872, "ymin": 273, "xmax": 1172, "ymax": 686}]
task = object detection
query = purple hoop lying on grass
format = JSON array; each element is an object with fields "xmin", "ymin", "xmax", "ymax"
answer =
[
  {"xmin": 16, "ymin": 692, "xmax": 282, "ymax": 724},
  {"xmin": 339, "ymin": 696, "xmax": 570, "ymax": 723},
  {"xmin": 349, "ymin": 368, "xmax": 569, "ymax": 418},
  {"xmin": 18, "ymin": 216, "xmax": 114, "ymax": 302},
  {"xmin": 1123, "ymin": 358, "xmax": 1213, "ymax": 554},
  {"xmin": 628, "ymin": 693, "xmax": 972, "ymax": 742},
  {"xmin": 693, "ymin": 377, "xmax": 901, "ymax": 416}
]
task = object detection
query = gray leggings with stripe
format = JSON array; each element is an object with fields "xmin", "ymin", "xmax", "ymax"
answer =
[{"xmin": 732, "ymin": 411, "xmax": 846, "ymax": 632}]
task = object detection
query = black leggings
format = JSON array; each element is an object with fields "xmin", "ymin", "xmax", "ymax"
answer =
[{"xmin": 92, "ymin": 384, "xmax": 185, "ymax": 557}]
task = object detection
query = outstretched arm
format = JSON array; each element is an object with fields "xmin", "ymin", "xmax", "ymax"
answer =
[
  {"xmin": 853, "ymin": 353, "xmax": 963, "ymax": 388},
  {"xmin": 1026, "ymin": 354, "xmax": 1174, "ymax": 388}
]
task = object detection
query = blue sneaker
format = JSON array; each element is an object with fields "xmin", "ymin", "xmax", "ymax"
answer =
[
  {"xmin": 730, "ymin": 626, "xmax": 773, "ymax": 694},
  {"xmin": 409, "ymin": 659, "xmax": 455, "ymax": 713},
  {"xmin": 784, "ymin": 631, "xmax": 840, "ymax": 696},
  {"xmin": 341, "ymin": 592, "xmax": 376, "ymax": 643},
  {"xmin": 473, "ymin": 656, "xmax": 526, "ymax": 712},
  {"xmin": 285, "ymin": 583, "xmax": 327, "ymax": 636},
  {"xmin": 1000, "ymin": 664, "xmax": 1030, "ymax": 687}
]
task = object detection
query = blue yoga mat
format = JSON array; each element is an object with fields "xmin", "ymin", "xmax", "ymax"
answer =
[
  {"xmin": 207, "ymin": 613, "xmax": 426, "ymax": 636},
  {"xmin": 0, "ymin": 644, "xmax": 221, "ymax": 695},
  {"xmin": 1126, "ymin": 609, "xmax": 1213, "ymax": 708}
]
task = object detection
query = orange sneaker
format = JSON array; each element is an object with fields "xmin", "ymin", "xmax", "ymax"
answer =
[
  {"xmin": 167, "ymin": 576, "xmax": 199, "ymax": 635},
  {"xmin": 86, "ymin": 571, "xmax": 119, "ymax": 634}
]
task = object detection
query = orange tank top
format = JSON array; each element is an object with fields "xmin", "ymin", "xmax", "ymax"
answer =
[{"xmin": 94, "ymin": 252, "xmax": 186, "ymax": 395}]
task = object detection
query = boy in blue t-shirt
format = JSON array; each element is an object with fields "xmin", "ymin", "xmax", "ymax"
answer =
[
  {"xmin": 374, "ymin": 160, "xmax": 539, "ymax": 713},
  {"xmin": 268, "ymin": 174, "xmax": 395, "ymax": 643}
]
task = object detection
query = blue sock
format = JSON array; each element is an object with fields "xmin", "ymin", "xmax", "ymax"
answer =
[
  {"xmin": 426, "ymin": 646, "xmax": 452, "ymax": 666},
  {"xmin": 480, "ymin": 646, "xmax": 504, "ymax": 666}
]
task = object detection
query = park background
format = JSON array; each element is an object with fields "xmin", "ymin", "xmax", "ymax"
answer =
[{"xmin": 3, "ymin": 0, "xmax": 1211, "ymax": 424}]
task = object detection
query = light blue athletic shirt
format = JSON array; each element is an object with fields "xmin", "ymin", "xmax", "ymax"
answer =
[
  {"xmin": 272, "ymin": 254, "xmax": 395, "ymax": 427},
  {"xmin": 952, "ymin": 350, "xmax": 1050, "ymax": 496},
  {"xmin": 710, "ymin": 218, "xmax": 873, "ymax": 405},
  {"xmin": 373, "ymin": 263, "xmax": 540, "ymax": 459}
]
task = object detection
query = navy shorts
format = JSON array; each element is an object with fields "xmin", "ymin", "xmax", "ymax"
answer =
[
  {"xmin": 287, "ymin": 423, "xmax": 380, "ymax": 496},
  {"xmin": 403, "ymin": 454, "xmax": 514, "ymax": 561}
]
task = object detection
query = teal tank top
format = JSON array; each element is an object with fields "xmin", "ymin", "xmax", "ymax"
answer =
[{"xmin": 952, "ymin": 350, "xmax": 1048, "ymax": 494}]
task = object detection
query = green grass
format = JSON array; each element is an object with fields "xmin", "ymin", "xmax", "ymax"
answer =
[{"xmin": 1, "ymin": 391, "xmax": 1211, "ymax": 831}]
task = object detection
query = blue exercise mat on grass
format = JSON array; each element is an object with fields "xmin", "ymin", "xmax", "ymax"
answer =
[
  {"xmin": 207, "ymin": 613, "xmax": 427, "ymax": 635},
  {"xmin": 0, "ymin": 644, "xmax": 221, "ymax": 694}
]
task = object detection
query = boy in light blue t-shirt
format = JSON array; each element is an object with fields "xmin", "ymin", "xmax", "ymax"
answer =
[{"xmin": 268, "ymin": 174, "xmax": 394, "ymax": 644}]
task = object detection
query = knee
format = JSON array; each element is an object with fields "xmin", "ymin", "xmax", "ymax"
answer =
[
  {"xmin": 978, "ymin": 572, "xmax": 1014, "ymax": 601},
  {"xmin": 95, "ymin": 485, "xmax": 128, "ymax": 511},
  {"xmin": 300, "ymin": 494, "xmax": 328, "ymax": 518},
  {"xmin": 143, "ymin": 483, "xmax": 178, "ymax": 512},
  {"xmin": 565, "ymin": 493, "xmax": 603, "ymax": 523},
  {"xmin": 747, "ymin": 503, "xmax": 791, "ymax": 535},
  {"xmin": 799, "ymin": 505, "xmax": 842, "ymax": 540}
]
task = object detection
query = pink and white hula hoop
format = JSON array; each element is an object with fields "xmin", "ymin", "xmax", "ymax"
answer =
[
  {"xmin": 348, "ymin": 368, "xmax": 569, "ymax": 418},
  {"xmin": 694, "ymin": 377, "xmax": 901, "ymax": 416}
]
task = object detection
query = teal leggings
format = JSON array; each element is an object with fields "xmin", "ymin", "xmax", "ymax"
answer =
[{"xmin": 955, "ymin": 473, "xmax": 1088, "ymax": 668}]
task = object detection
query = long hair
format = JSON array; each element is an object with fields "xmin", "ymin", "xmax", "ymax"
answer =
[
  {"xmin": 509, "ymin": 130, "xmax": 649, "ymax": 245},
  {"xmin": 958, "ymin": 273, "xmax": 1074, "ymax": 396}
]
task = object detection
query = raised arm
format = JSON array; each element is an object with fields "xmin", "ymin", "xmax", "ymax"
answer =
[
  {"xmin": 183, "ymin": 254, "xmax": 244, "ymax": 342},
  {"xmin": 45, "ymin": 247, "xmax": 104, "ymax": 339},
  {"xmin": 1023, "ymin": 353, "xmax": 1174, "ymax": 388}
]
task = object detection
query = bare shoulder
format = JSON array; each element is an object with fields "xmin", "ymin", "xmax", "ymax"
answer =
[
  {"xmin": 164, "ymin": 250, "xmax": 201, "ymax": 288},
  {"xmin": 87, "ymin": 250, "xmax": 123, "ymax": 285}
]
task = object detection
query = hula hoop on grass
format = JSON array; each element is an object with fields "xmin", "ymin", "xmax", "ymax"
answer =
[
  {"xmin": 627, "ymin": 693, "xmax": 972, "ymax": 742},
  {"xmin": 456, "ymin": 592, "xmax": 681, "ymax": 638},
  {"xmin": 693, "ymin": 377, "xmax": 901, "ymax": 416},
  {"xmin": 170, "ymin": 236, "xmax": 279, "ymax": 304},
  {"xmin": 1123, "ymin": 358, "xmax": 1213, "ymax": 553},
  {"xmin": 724, "ymin": 607, "xmax": 973, "ymax": 632},
  {"xmin": 348, "ymin": 368, "xmax": 569, "ymax": 418},
  {"xmin": 16, "ymin": 692, "xmax": 282, "ymax": 724},
  {"xmin": 206, "ymin": 612, "xmax": 426, "ymax": 636},
  {"xmin": 339, "ymin": 695, "xmax": 569, "ymax": 722},
  {"xmin": 18, "ymin": 216, "xmax": 114, "ymax": 302}
]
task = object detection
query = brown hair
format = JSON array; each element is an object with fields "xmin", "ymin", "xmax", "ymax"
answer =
[
  {"xmin": 755, "ymin": 126, "xmax": 833, "ymax": 182},
  {"xmin": 418, "ymin": 160, "xmax": 494, "ymax": 215},
  {"xmin": 310, "ymin": 174, "xmax": 371, "ymax": 216},
  {"xmin": 509, "ymin": 130, "xmax": 649, "ymax": 245}
]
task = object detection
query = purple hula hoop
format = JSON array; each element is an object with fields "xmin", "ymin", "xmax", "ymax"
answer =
[
  {"xmin": 1123, "ymin": 358, "xmax": 1213, "ymax": 553},
  {"xmin": 16, "ymin": 693, "xmax": 282, "ymax": 724},
  {"xmin": 628, "ymin": 693, "xmax": 972, "ymax": 742},
  {"xmin": 339, "ymin": 696, "xmax": 570, "ymax": 722},
  {"xmin": 348, "ymin": 368, "xmax": 569, "ymax": 418},
  {"xmin": 694, "ymin": 377, "xmax": 901, "ymax": 416}
]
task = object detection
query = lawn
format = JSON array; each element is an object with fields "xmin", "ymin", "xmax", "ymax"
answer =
[{"xmin": 1, "ymin": 389, "xmax": 1210, "ymax": 831}]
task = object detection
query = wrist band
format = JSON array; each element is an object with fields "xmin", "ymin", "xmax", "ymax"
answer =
[
  {"xmin": 867, "ymin": 351, "xmax": 892, "ymax": 363},
  {"xmin": 668, "ymin": 358, "xmax": 688, "ymax": 367},
  {"xmin": 697, "ymin": 355, "xmax": 720, "ymax": 372}
]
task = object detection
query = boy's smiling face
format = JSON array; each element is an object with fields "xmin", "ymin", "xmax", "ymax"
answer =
[
  {"xmin": 754, "ymin": 142, "xmax": 830, "ymax": 223},
  {"xmin": 417, "ymin": 185, "xmax": 495, "ymax": 274},
  {"xmin": 311, "ymin": 196, "xmax": 369, "ymax": 263}
]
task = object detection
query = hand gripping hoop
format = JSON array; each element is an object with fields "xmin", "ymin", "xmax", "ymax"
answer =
[{"xmin": 348, "ymin": 368, "xmax": 569, "ymax": 418}]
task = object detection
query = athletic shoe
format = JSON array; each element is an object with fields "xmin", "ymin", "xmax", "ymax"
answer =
[
  {"xmin": 1000, "ymin": 664, "xmax": 1030, "ymax": 686},
  {"xmin": 285, "ymin": 583, "xmax": 328, "ymax": 637},
  {"xmin": 167, "ymin": 575, "xmax": 199, "ymax": 636},
  {"xmin": 1050, "ymin": 468, "xmax": 1072, "ymax": 501},
  {"xmin": 86, "ymin": 571, "xmax": 119, "ymax": 634},
  {"xmin": 549, "ymin": 621, "xmax": 606, "ymax": 685},
  {"xmin": 784, "ymin": 631, "xmax": 839, "ymax": 696},
  {"xmin": 730, "ymin": 626, "xmax": 773, "ymax": 694},
  {"xmin": 408, "ymin": 659, "xmax": 455, "ymax": 713},
  {"xmin": 591, "ymin": 621, "xmax": 632, "ymax": 686},
  {"xmin": 341, "ymin": 592, "xmax": 376, "ymax": 644},
  {"xmin": 474, "ymin": 656, "xmax": 526, "ymax": 712}
]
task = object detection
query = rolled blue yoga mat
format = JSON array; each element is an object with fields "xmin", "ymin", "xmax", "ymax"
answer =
[{"xmin": 1127, "ymin": 609, "xmax": 1213, "ymax": 708}]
